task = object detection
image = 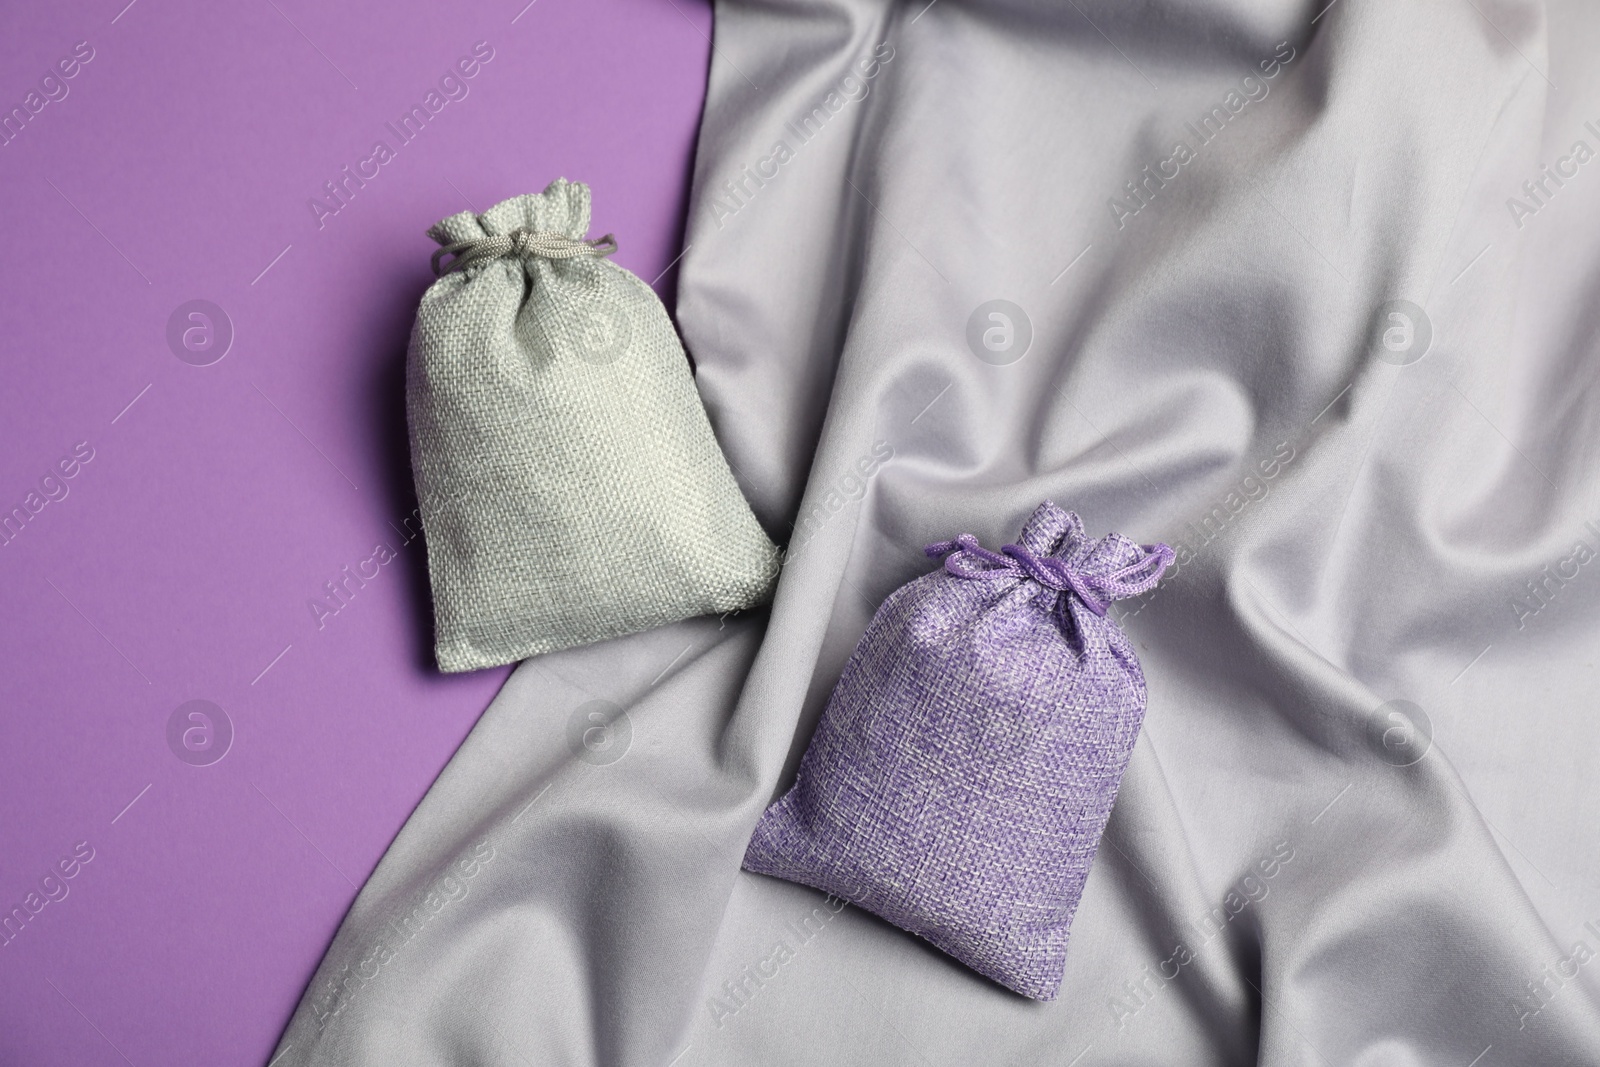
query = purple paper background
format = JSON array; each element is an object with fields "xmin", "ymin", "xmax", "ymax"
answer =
[{"xmin": 0, "ymin": 2, "xmax": 709, "ymax": 1064}]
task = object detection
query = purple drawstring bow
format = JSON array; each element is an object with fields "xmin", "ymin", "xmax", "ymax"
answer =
[{"xmin": 925, "ymin": 532, "xmax": 1172, "ymax": 617}]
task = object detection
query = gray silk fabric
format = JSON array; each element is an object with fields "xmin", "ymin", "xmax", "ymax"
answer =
[
  {"xmin": 273, "ymin": 2, "xmax": 1600, "ymax": 1065},
  {"xmin": 408, "ymin": 180, "xmax": 779, "ymax": 672}
]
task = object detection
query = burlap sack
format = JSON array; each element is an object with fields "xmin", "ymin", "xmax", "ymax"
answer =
[
  {"xmin": 407, "ymin": 179, "xmax": 779, "ymax": 672},
  {"xmin": 743, "ymin": 503, "xmax": 1171, "ymax": 999}
]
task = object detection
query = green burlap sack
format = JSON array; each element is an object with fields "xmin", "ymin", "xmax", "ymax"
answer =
[{"xmin": 406, "ymin": 179, "xmax": 780, "ymax": 672}]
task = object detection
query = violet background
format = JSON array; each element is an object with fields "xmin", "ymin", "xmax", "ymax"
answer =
[{"xmin": 0, "ymin": 1, "xmax": 710, "ymax": 1064}]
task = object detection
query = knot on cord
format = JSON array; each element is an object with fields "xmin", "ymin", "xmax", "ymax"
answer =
[
  {"xmin": 431, "ymin": 228, "xmax": 618, "ymax": 277},
  {"xmin": 924, "ymin": 532, "xmax": 1172, "ymax": 617}
]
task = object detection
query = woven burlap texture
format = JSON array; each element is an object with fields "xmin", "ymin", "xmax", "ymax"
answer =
[{"xmin": 406, "ymin": 179, "xmax": 779, "ymax": 672}]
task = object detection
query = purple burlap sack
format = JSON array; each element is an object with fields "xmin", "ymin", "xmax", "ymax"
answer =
[{"xmin": 743, "ymin": 501, "xmax": 1171, "ymax": 999}]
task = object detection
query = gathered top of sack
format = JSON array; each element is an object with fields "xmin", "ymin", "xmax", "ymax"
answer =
[
  {"xmin": 430, "ymin": 177, "xmax": 593, "ymax": 248},
  {"xmin": 927, "ymin": 507, "xmax": 1172, "ymax": 640},
  {"xmin": 428, "ymin": 179, "xmax": 616, "ymax": 276}
]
